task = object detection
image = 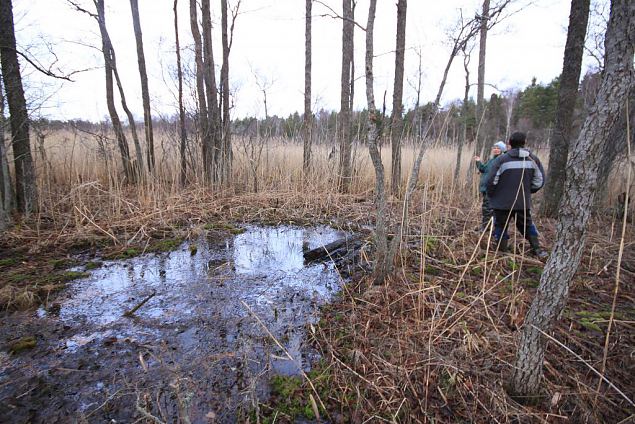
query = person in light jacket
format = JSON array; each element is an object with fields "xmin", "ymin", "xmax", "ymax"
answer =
[{"xmin": 474, "ymin": 140, "xmax": 507, "ymax": 230}]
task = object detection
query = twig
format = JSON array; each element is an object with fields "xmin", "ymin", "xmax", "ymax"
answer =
[{"xmin": 124, "ymin": 291, "xmax": 157, "ymax": 317}]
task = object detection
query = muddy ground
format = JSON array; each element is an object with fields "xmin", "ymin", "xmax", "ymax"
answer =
[{"xmin": 0, "ymin": 225, "xmax": 352, "ymax": 423}]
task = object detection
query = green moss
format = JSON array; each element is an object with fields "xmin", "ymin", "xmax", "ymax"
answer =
[
  {"xmin": 149, "ymin": 238, "xmax": 182, "ymax": 252},
  {"xmin": 471, "ymin": 265, "xmax": 482, "ymax": 276},
  {"xmin": 579, "ymin": 318, "xmax": 602, "ymax": 332},
  {"xmin": 0, "ymin": 258, "xmax": 18, "ymax": 267},
  {"xmin": 7, "ymin": 273, "xmax": 29, "ymax": 284},
  {"xmin": 424, "ymin": 264, "xmax": 441, "ymax": 276},
  {"xmin": 48, "ymin": 258, "xmax": 77, "ymax": 270},
  {"xmin": 424, "ymin": 236, "xmax": 439, "ymax": 251},
  {"xmin": 271, "ymin": 375, "xmax": 302, "ymax": 398},
  {"xmin": 507, "ymin": 259, "xmax": 520, "ymax": 271},
  {"xmin": 60, "ymin": 271, "xmax": 90, "ymax": 281},
  {"xmin": 189, "ymin": 244, "xmax": 198, "ymax": 256},
  {"xmin": 9, "ymin": 336, "xmax": 37, "ymax": 354},
  {"xmin": 526, "ymin": 266, "xmax": 543, "ymax": 276},
  {"xmin": 106, "ymin": 248, "xmax": 140, "ymax": 260},
  {"xmin": 84, "ymin": 261, "xmax": 102, "ymax": 270}
]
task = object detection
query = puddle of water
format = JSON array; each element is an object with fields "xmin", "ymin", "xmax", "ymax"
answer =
[{"xmin": 3, "ymin": 225, "xmax": 348, "ymax": 423}]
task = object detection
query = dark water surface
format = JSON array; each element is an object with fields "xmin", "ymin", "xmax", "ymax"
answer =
[{"xmin": 0, "ymin": 225, "xmax": 346, "ymax": 423}]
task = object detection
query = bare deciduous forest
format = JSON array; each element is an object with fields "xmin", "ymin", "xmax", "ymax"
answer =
[{"xmin": 0, "ymin": 0, "xmax": 633, "ymax": 422}]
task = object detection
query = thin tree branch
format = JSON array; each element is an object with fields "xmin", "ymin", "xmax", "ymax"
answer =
[{"xmin": 313, "ymin": 0, "xmax": 366, "ymax": 31}]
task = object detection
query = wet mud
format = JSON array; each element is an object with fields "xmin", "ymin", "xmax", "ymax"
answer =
[{"xmin": 0, "ymin": 225, "xmax": 347, "ymax": 423}]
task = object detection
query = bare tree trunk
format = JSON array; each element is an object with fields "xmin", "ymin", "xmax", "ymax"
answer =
[
  {"xmin": 541, "ymin": 0, "xmax": 590, "ymax": 217},
  {"xmin": 364, "ymin": 0, "xmax": 388, "ymax": 283},
  {"xmin": 338, "ymin": 0, "xmax": 354, "ymax": 193},
  {"xmin": 201, "ymin": 0, "xmax": 220, "ymax": 183},
  {"xmin": 473, "ymin": 0, "xmax": 490, "ymax": 160},
  {"xmin": 110, "ymin": 49, "xmax": 144, "ymax": 179},
  {"xmin": 189, "ymin": 0, "xmax": 210, "ymax": 182},
  {"xmin": 390, "ymin": 0, "xmax": 407, "ymax": 196},
  {"xmin": 95, "ymin": 0, "xmax": 134, "ymax": 182},
  {"xmin": 303, "ymin": 0, "xmax": 312, "ymax": 176},
  {"xmin": 220, "ymin": 0, "xmax": 232, "ymax": 184},
  {"xmin": 130, "ymin": 0, "xmax": 155, "ymax": 173},
  {"xmin": 174, "ymin": 0, "xmax": 187, "ymax": 186},
  {"xmin": 595, "ymin": 88, "xmax": 635, "ymax": 204},
  {"xmin": 510, "ymin": 0, "xmax": 634, "ymax": 399},
  {"xmin": 0, "ymin": 0, "xmax": 37, "ymax": 214},
  {"xmin": 0, "ymin": 74, "xmax": 12, "ymax": 229},
  {"xmin": 455, "ymin": 46, "xmax": 472, "ymax": 182}
]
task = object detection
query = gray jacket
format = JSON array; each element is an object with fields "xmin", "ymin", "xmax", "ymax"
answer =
[{"xmin": 485, "ymin": 148, "xmax": 545, "ymax": 210}]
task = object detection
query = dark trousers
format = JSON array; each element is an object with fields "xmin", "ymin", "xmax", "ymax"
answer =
[
  {"xmin": 481, "ymin": 193, "xmax": 493, "ymax": 229},
  {"xmin": 493, "ymin": 209, "xmax": 539, "ymax": 241}
]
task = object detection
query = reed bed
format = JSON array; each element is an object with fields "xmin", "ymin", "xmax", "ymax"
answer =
[{"xmin": 1, "ymin": 127, "xmax": 633, "ymax": 423}]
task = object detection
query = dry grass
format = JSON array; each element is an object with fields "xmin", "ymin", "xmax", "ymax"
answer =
[{"xmin": 1, "ymin": 127, "xmax": 634, "ymax": 422}]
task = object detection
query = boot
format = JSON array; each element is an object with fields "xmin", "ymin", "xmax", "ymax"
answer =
[
  {"xmin": 495, "ymin": 238, "xmax": 509, "ymax": 253},
  {"xmin": 528, "ymin": 235, "xmax": 548, "ymax": 259}
]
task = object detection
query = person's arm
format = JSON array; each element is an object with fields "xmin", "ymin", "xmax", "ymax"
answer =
[
  {"xmin": 530, "ymin": 153, "xmax": 545, "ymax": 193},
  {"xmin": 485, "ymin": 157, "xmax": 502, "ymax": 195},
  {"xmin": 474, "ymin": 156, "xmax": 486, "ymax": 173}
]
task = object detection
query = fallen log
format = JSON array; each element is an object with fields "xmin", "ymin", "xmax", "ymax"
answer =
[{"xmin": 303, "ymin": 235, "xmax": 363, "ymax": 264}]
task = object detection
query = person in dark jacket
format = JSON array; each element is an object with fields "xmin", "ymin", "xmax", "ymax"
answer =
[
  {"xmin": 485, "ymin": 132, "xmax": 548, "ymax": 259},
  {"xmin": 474, "ymin": 141, "xmax": 506, "ymax": 230}
]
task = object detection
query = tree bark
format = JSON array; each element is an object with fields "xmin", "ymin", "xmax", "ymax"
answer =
[
  {"xmin": 0, "ymin": 74, "xmax": 12, "ymax": 229},
  {"xmin": 390, "ymin": 0, "xmax": 407, "ymax": 196},
  {"xmin": 595, "ymin": 87, "xmax": 635, "ymax": 203},
  {"xmin": 0, "ymin": 0, "xmax": 37, "ymax": 214},
  {"xmin": 201, "ymin": 0, "xmax": 220, "ymax": 183},
  {"xmin": 189, "ymin": 0, "xmax": 210, "ymax": 182},
  {"xmin": 363, "ymin": 0, "xmax": 388, "ymax": 283},
  {"xmin": 473, "ymin": 0, "xmax": 490, "ymax": 159},
  {"xmin": 303, "ymin": 0, "xmax": 312, "ymax": 176},
  {"xmin": 510, "ymin": 0, "xmax": 634, "ymax": 399},
  {"xmin": 541, "ymin": 0, "xmax": 591, "ymax": 217},
  {"xmin": 129, "ymin": 0, "xmax": 155, "ymax": 173},
  {"xmin": 338, "ymin": 0, "xmax": 354, "ymax": 193},
  {"xmin": 96, "ymin": 0, "xmax": 133, "ymax": 183},
  {"xmin": 220, "ymin": 0, "xmax": 232, "ymax": 184},
  {"xmin": 110, "ymin": 47, "xmax": 144, "ymax": 179},
  {"xmin": 455, "ymin": 47, "xmax": 471, "ymax": 182},
  {"xmin": 174, "ymin": 0, "xmax": 187, "ymax": 186}
]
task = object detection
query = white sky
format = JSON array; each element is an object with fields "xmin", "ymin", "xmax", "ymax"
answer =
[{"xmin": 11, "ymin": 0, "xmax": 604, "ymax": 122}]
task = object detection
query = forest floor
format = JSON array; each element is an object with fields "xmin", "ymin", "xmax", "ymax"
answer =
[{"xmin": 0, "ymin": 188, "xmax": 633, "ymax": 423}]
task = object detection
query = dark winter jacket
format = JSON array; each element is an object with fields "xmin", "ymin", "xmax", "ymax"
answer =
[
  {"xmin": 476, "ymin": 157, "xmax": 499, "ymax": 193},
  {"xmin": 485, "ymin": 148, "xmax": 545, "ymax": 210}
]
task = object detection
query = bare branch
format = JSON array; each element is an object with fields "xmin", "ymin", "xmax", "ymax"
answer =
[{"xmin": 313, "ymin": 0, "xmax": 366, "ymax": 31}]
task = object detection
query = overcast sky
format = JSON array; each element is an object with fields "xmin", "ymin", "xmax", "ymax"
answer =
[{"xmin": 11, "ymin": 0, "xmax": 605, "ymax": 122}]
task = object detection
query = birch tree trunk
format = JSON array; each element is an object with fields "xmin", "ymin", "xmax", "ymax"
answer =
[
  {"xmin": 96, "ymin": 0, "xmax": 133, "ymax": 183},
  {"xmin": 473, "ymin": 0, "xmax": 489, "ymax": 159},
  {"xmin": 510, "ymin": 0, "xmax": 634, "ymax": 398},
  {"xmin": 303, "ymin": 0, "xmax": 312, "ymax": 176},
  {"xmin": 338, "ymin": 0, "xmax": 354, "ymax": 193},
  {"xmin": 174, "ymin": 0, "xmax": 187, "ymax": 186},
  {"xmin": 0, "ymin": 0, "xmax": 37, "ymax": 214},
  {"xmin": 390, "ymin": 0, "xmax": 407, "ymax": 196},
  {"xmin": 0, "ymin": 74, "xmax": 12, "ymax": 229},
  {"xmin": 541, "ymin": 0, "xmax": 590, "ymax": 217},
  {"xmin": 129, "ymin": 0, "xmax": 155, "ymax": 173},
  {"xmin": 189, "ymin": 0, "xmax": 210, "ymax": 181}
]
